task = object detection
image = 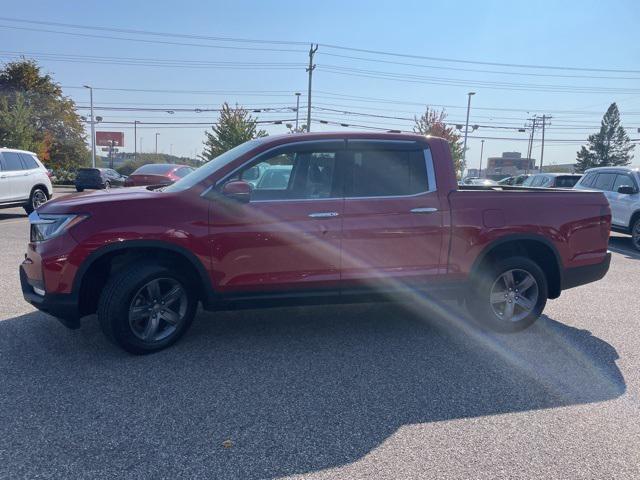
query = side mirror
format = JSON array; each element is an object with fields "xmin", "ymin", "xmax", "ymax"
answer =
[
  {"xmin": 617, "ymin": 185, "xmax": 637, "ymax": 195},
  {"xmin": 222, "ymin": 180, "xmax": 251, "ymax": 203}
]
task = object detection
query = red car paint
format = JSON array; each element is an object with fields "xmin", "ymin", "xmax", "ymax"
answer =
[
  {"xmin": 124, "ymin": 163, "xmax": 193, "ymax": 187},
  {"xmin": 21, "ymin": 132, "xmax": 611, "ymax": 323}
]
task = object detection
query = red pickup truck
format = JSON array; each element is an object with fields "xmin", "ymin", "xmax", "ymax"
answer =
[{"xmin": 21, "ymin": 133, "xmax": 612, "ymax": 353}]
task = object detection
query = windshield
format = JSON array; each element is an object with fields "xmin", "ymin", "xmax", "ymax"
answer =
[{"xmin": 164, "ymin": 140, "xmax": 263, "ymax": 193}]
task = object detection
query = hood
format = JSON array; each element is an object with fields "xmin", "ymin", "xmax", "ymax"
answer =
[{"xmin": 39, "ymin": 187, "xmax": 160, "ymax": 213}]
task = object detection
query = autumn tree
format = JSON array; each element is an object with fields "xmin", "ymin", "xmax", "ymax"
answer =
[
  {"xmin": 575, "ymin": 102, "xmax": 634, "ymax": 172},
  {"xmin": 0, "ymin": 59, "xmax": 88, "ymax": 170},
  {"xmin": 201, "ymin": 103, "xmax": 267, "ymax": 160},
  {"xmin": 414, "ymin": 107, "xmax": 464, "ymax": 176}
]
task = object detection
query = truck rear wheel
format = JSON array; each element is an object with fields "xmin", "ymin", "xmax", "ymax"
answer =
[
  {"xmin": 97, "ymin": 261, "xmax": 198, "ymax": 354},
  {"xmin": 469, "ymin": 256, "xmax": 547, "ymax": 332}
]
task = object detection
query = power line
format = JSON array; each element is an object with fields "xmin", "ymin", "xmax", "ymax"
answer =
[{"xmin": 1, "ymin": 16, "xmax": 636, "ymax": 74}]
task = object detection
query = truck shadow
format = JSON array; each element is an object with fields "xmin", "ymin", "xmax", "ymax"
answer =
[
  {"xmin": 609, "ymin": 235, "xmax": 640, "ymax": 260},
  {"xmin": 0, "ymin": 304, "xmax": 624, "ymax": 479}
]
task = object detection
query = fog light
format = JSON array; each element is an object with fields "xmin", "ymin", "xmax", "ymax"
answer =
[{"xmin": 33, "ymin": 286, "xmax": 45, "ymax": 296}]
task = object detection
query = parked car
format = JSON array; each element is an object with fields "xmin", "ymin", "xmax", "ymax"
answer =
[
  {"xmin": 0, "ymin": 148, "xmax": 53, "ymax": 213},
  {"xmin": 468, "ymin": 178, "xmax": 498, "ymax": 186},
  {"xmin": 124, "ymin": 163, "xmax": 194, "ymax": 187},
  {"xmin": 21, "ymin": 133, "xmax": 611, "ymax": 353},
  {"xmin": 498, "ymin": 174, "xmax": 530, "ymax": 186},
  {"xmin": 574, "ymin": 166, "xmax": 640, "ymax": 250},
  {"xmin": 75, "ymin": 168, "xmax": 127, "ymax": 192},
  {"xmin": 522, "ymin": 173, "xmax": 582, "ymax": 188}
]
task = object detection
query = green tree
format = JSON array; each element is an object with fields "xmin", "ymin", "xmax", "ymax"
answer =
[
  {"xmin": 0, "ymin": 59, "xmax": 88, "ymax": 171},
  {"xmin": 414, "ymin": 107, "xmax": 464, "ymax": 176},
  {"xmin": 201, "ymin": 102, "xmax": 267, "ymax": 160},
  {"xmin": 0, "ymin": 93, "xmax": 39, "ymax": 151},
  {"xmin": 575, "ymin": 102, "xmax": 634, "ymax": 172}
]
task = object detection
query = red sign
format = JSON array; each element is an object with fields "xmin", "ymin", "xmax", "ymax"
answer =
[{"xmin": 96, "ymin": 131, "xmax": 124, "ymax": 147}]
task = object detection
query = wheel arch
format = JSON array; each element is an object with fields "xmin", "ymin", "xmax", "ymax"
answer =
[
  {"xmin": 74, "ymin": 240, "xmax": 213, "ymax": 316},
  {"xmin": 470, "ymin": 234, "xmax": 563, "ymax": 299}
]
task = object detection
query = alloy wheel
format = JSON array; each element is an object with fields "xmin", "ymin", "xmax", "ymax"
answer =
[
  {"xmin": 32, "ymin": 190, "xmax": 47, "ymax": 209},
  {"xmin": 632, "ymin": 221, "xmax": 640, "ymax": 251},
  {"xmin": 489, "ymin": 269, "xmax": 539, "ymax": 322},
  {"xmin": 128, "ymin": 278, "xmax": 188, "ymax": 343}
]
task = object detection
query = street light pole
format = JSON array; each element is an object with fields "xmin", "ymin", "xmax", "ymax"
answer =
[
  {"xmin": 479, "ymin": 139, "xmax": 485, "ymax": 177},
  {"xmin": 294, "ymin": 92, "xmax": 301, "ymax": 131},
  {"xmin": 84, "ymin": 85, "xmax": 96, "ymax": 168},
  {"xmin": 155, "ymin": 133, "xmax": 160, "ymax": 155},
  {"xmin": 462, "ymin": 92, "xmax": 475, "ymax": 173}
]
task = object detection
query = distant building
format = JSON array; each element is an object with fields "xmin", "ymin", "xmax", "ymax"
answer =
[
  {"xmin": 485, "ymin": 152, "xmax": 535, "ymax": 179},
  {"xmin": 465, "ymin": 168, "xmax": 479, "ymax": 178}
]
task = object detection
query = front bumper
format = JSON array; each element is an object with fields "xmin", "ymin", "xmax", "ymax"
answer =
[
  {"xmin": 20, "ymin": 265, "xmax": 80, "ymax": 329},
  {"xmin": 561, "ymin": 251, "xmax": 612, "ymax": 290}
]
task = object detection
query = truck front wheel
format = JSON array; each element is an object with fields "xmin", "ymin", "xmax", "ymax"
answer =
[
  {"xmin": 469, "ymin": 256, "xmax": 548, "ymax": 332},
  {"xmin": 97, "ymin": 261, "xmax": 198, "ymax": 354}
]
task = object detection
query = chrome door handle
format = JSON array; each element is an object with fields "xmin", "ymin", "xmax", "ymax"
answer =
[
  {"xmin": 308, "ymin": 211, "xmax": 339, "ymax": 218},
  {"xmin": 410, "ymin": 207, "xmax": 438, "ymax": 214}
]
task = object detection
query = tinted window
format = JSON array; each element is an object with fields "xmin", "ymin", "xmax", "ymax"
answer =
[
  {"xmin": 347, "ymin": 149, "xmax": 428, "ymax": 197},
  {"xmin": 612, "ymin": 174, "xmax": 636, "ymax": 192},
  {"xmin": 592, "ymin": 173, "xmax": 616, "ymax": 191},
  {"xmin": 1, "ymin": 152, "xmax": 25, "ymax": 171},
  {"xmin": 228, "ymin": 146, "xmax": 339, "ymax": 201},
  {"xmin": 19, "ymin": 153, "xmax": 39, "ymax": 170},
  {"xmin": 555, "ymin": 176, "xmax": 581, "ymax": 188}
]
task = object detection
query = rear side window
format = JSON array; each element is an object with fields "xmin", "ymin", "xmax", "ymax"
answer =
[
  {"xmin": 175, "ymin": 167, "xmax": 193, "ymax": 178},
  {"xmin": 580, "ymin": 172, "xmax": 596, "ymax": 187},
  {"xmin": 592, "ymin": 173, "xmax": 616, "ymax": 191},
  {"xmin": 1, "ymin": 152, "xmax": 26, "ymax": 171},
  {"xmin": 346, "ymin": 149, "xmax": 428, "ymax": 197},
  {"xmin": 19, "ymin": 153, "xmax": 39, "ymax": 169},
  {"xmin": 134, "ymin": 164, "xmax": 174, "ymax": 175}
]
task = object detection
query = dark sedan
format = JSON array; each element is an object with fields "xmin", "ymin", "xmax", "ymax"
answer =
[
  {"xmin": 124, "ymin": 163, "xmax": 194, "ymax": 187},
  {"xmin": 75, "ymin": 168, "xmax": 127, "ymax": 192}
]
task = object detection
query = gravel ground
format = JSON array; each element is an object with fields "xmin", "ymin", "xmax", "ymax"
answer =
[{"xmin": 0, "ymin": 194, "xmax": 638, "ymax": 479}]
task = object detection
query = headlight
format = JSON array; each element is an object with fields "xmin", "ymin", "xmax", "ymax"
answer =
[{"xmin": 29, "ymin": 213, "xmax": 89, "ymax": 242}]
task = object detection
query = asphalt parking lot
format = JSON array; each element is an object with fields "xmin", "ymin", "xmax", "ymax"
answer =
[{"xmin": 1, "ymin": 188, "xmax": 639, "ymax": 479}]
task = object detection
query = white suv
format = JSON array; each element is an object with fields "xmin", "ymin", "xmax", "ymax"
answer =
[
  {"xmin": 574, "ymin": 166, "xmax": 640, "ymax": 250},
  {"xmin": 0, "ymin": 148, "xmax": 53, "ymax": 214}
]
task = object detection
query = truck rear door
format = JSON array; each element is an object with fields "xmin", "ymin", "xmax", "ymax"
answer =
[{"xmin": 340, "ymin": 140, "xmax": 445, "ymax": 290}]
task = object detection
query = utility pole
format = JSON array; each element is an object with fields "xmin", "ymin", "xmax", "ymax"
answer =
[
  {"xmin": 462, "ymin": 92, "xmax": 475, "ymax": 172},
  {"xmin": 479, "ymin": 139, "xmax": 485, "ymax": 177},
  {"xmin": 84, "ymin": 85, "xmax": 96, "ymax": 168},
  {"xmin": 540, "ymin": 115, "xmax": 551, "ymax": 173},
  {"xmin": 294, "ymin": 92, "xmax": 301, "ymax": 131},
  {"xmin": 134, "ymin": 120, "xmax": 138, "ymax": 162},
  {"xmin": 306, "ymin": 44, "xmax": 318, "ymax": 132},
  {"xmin": 526, "ymin": 116, "xmax": 538, "ymax": 173},
  {"xmin": 155, "ymin": 133, "xmax": 160, "ymax": 155}
]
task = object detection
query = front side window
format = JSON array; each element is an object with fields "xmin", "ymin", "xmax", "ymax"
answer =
[
  {"xmin": 612, "ymin": 174, "xmax": 636, "ymax": 192},
  {"xmin": 555, "ymin": 176, "xmax": 581, "ymax": 188},
  {"xmin": 1, "ymin": 152, "xmax": 25, "ymax": 171},
  {"xmin": 226, "ymin": 145, "xmax": 339, "ymax": 201},
  {"xmin": 346, "ymin": 148, "xmax": 428, "ymax": 197}
]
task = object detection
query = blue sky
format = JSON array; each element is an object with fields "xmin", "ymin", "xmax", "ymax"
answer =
[{"xmin": 1, "ymin": 0, "xmax": 639, "ymax": 169}]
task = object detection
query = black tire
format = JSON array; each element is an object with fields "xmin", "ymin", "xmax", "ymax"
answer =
[
  {"xmin": 23, "ymin": 187, "xmax": 49, "ymax": 214},
  {"xmin": 631, "ymin": 217, "xmax": 640, "ymax": 252},
  {"xmin": 468, "ymin": 256, "xmax": 547, "ymax": 333},
  {"xmin": 97, "ymin": 261, "xmax": 198, "ymax": 354},
  {"xmin": 76, "ymin": 186, "xmax": 84, "ymax": 192}
]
